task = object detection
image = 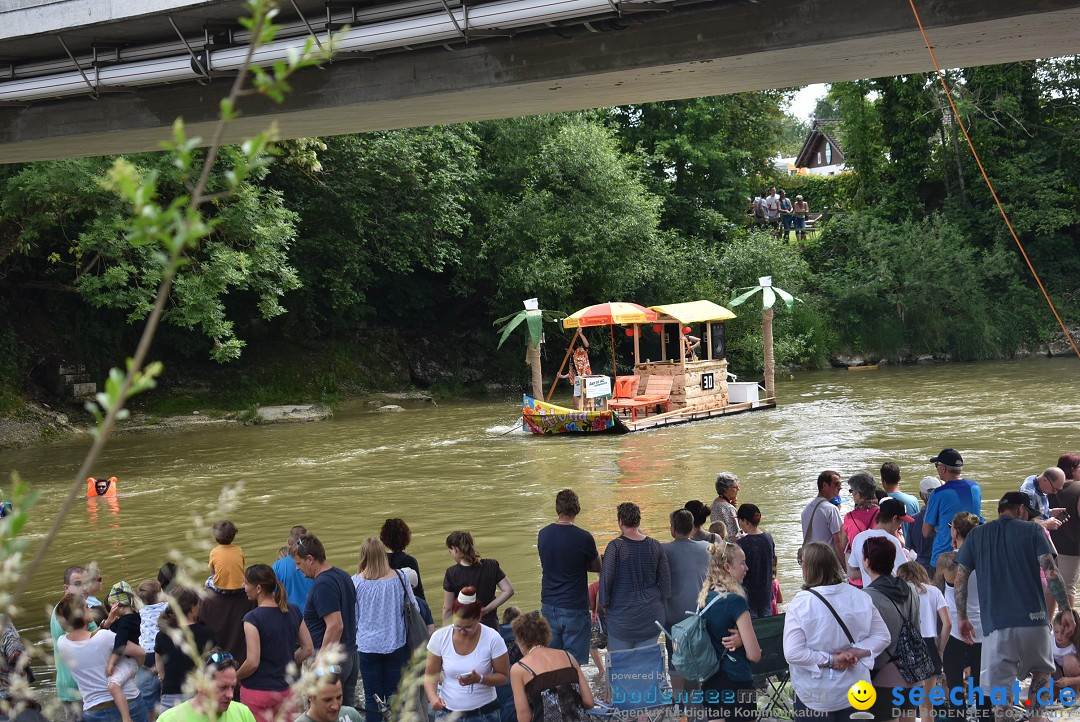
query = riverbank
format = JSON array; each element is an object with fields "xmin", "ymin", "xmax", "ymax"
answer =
[
  {"xmin": 827, "ymin": 324, "xmax": 1080, "ymax": 367},
  {"xmin": 0, "ymin": 329, "xmax": 495, "ymax": 451},
  {"xmin": 1, "ymin": 323, "xmax": 1077, "ymax": 451},
  {"xmin": 0, "ymin": 395, "xmax": 438, "ymax": 450}
]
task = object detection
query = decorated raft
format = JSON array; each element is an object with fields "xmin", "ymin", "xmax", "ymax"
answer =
[
  {"xmin": 523, "ymin": 289, "xmax": 790, "ymax": 435},
  {"xmin": 522, "ymin": 395, "xmax": 629, "ymax": 435}
]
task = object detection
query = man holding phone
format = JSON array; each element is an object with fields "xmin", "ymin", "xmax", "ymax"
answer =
[{"xmin": 1020, "ymin": 467, "xmax": 1068, "ymax": 530}]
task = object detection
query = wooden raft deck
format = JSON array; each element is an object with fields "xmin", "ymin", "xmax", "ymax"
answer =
[{"xmin": 621, "ymin": 398, "xmax": 776, "ymax": 431}]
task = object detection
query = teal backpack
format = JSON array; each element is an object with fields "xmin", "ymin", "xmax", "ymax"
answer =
[{"xmin": 657, "ymin": 593, "xmax": 723, "ymax": 682}]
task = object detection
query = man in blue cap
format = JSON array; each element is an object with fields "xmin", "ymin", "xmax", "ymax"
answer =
[{"xmin": 922, "ymin": 448, "xmax": 983, "ymax": 571}]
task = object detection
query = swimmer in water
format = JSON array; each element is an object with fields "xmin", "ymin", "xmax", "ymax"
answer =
[{"xmin": 86, "ymin": 476, "xmax": 119, "ymax": 497}]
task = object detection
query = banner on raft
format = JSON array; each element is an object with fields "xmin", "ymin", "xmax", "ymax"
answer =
[{"xmin": 522, "ymin": 395, "xmax": 628, "ymax": 435}]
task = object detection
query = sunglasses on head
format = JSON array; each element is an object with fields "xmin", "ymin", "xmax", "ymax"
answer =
[
  {"xmin": 313, "ymin": 665, "xmax": 341, "ymax": 679},
  {"xmin": 207, "ymin": 651, "xmax": 235, "ymax": 667}
]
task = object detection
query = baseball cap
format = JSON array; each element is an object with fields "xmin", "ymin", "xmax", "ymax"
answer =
[
  {"xmin": 107, "ymin": 580, "xmax": 136, "ymax": 609},
  {"xmin": 878, "ymin": 497, "xmax": 915, "ymax": 523},
  {"xmin": 930, "ymin": 448, "xmax": 963, "ymax": 468},
  {"xmin": 999, "ymin": 491, "xmax": 1039, "ymax": 519},
  {"xmin": 919, "ymin": 476, "xmax": 943, "ymax": 496}
]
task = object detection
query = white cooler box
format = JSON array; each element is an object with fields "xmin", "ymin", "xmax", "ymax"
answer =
[{"xmin": 727, "ymin": 382, "xmax": 760, "ymax": 404}]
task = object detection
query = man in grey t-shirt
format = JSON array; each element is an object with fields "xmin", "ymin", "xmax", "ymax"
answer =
[
  {"xmin": 800, "ymin": 469, "xmax": 845, "ymax": 561},
  {"xmin": 956, "ymin": 492, "xmax": 1076, "ymax": 722},
  {"xmin": 661, "ymin": 509, "xmax": 709, "ymax": 691}
]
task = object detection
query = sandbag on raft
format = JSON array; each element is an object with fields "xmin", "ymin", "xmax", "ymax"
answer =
[{"xmin": 86, "ymin": 476, "xmax": 119, "ymax": 496}]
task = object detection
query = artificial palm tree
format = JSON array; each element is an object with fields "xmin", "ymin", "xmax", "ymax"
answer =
[
  {"xmin": 494, "ymin": 299, "xmax": 564, "ymax": 399},
  {"xmin": 729, "ymin": 276, "xmax": 799, "ymax": 401}
]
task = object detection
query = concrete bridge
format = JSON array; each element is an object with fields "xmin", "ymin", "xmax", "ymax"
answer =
[{"xmin": 2, "ymin": 0, "xmax": 1080, "ymax": 162}]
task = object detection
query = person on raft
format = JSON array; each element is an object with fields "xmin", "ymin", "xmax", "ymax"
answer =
[{"xmin": 557, "ymin": 334, "xmax": 591, "ymax": 411}]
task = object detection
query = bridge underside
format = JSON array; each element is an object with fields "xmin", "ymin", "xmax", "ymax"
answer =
[{"xmin": 2, "ymin": 0, "xmax": 1080, "ymax": 163}]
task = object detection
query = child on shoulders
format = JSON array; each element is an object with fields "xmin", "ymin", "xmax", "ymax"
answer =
[{"xmin": 206, "ymin": 519, "xmax": 245, "ymax": 595}]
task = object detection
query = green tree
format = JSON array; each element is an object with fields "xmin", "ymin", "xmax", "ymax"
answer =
[
  {"xmin": 0, "ymin": 152, "xmax": 302, "ymax": 361},
  {"xmin": 829, "ymin": 81, "xmax": 883, "ymax": 208},
  {"xmin": 266, "ymin": 127, "xmax": 480, "ymax": 332},
  {"xmin": 609, "ymin": 92, "xmax": 792, "ymax": 239},
  {"xmin": 875, "ymin": 74, "xmax": 940, "ymax": 219},
  {"xmin": 812, "ymin": 93, "xmax": 840, "ymax": 120},
  {"xmin": 806, "ymin": 211, "xmax": 1026, "ymax": 359},
  {"xmin": 475, "ymin": 118, "xmax": 663, "ymax": 314},
  {"xmin": 714, "ymin": 231, "xmax": 827, "ymax": 372},
  {"xmin": 777, "ymin": 111, "xmax": 810, "ymax": 157}
]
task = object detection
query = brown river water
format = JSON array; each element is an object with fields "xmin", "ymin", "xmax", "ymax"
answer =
[{"xmin": 2, "ymin": 357, "xmax": 1078, "ymax": 681}]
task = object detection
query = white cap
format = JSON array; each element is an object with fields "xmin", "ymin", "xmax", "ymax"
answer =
[
  {"xmin": 402, "ymin": 567, "xmax": 419, "ymax": 589},
  {"xmin": 919, "ymin": 476, "xmax": 943, "ymax": 497}
]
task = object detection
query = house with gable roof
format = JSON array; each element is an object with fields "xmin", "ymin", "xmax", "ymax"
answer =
[{"xmin": 794, "ymin": 119, "xmax": 846, "ymax": 176}]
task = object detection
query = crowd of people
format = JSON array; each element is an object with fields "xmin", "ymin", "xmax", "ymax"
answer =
[
  {"xmin": 750, "ymin": 185, "xmax": 811, "ymax": 240},
  {"xmin": 791, "ymin": 450, "xmax": 1080, "ymax": 722},
  {"xmin": 2, "ymin": 450, "xmax": 1080, "ymax": 722}
]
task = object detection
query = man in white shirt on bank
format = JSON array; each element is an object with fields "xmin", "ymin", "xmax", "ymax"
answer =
[{"xmin": 765, "ymin": 185, "xmax": 780, "ymax": 228}]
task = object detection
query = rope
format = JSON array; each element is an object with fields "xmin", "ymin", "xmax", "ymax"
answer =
[{"xmin": 908, "ymin": 0, "xmax": 1080, "ymax": 359}]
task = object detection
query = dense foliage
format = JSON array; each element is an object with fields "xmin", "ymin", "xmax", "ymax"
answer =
[
  {"xmin": 0, "ymin": 59, "xmax": 1078, "ymax": 401},
  {"xmin": 816, "ymin": 64, "xmax": 1080, "ymax": 358}
]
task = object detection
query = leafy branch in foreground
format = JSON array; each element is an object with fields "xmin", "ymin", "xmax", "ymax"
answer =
[{"xmin": 8, "ymin": 0, "xmax": 333, "ymax": 611}]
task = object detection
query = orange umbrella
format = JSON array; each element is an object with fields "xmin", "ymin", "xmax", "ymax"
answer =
[
  {"xmin": 562, "ymin": 302, "xmax": 657, "ymax": 379},
  {"xmin": 562, "ymin": 301, "xmax": 657, "ymax": 328}
]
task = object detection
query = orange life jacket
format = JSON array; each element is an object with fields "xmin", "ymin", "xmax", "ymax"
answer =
[{"xmin": 86, "ymin": 476, "xmax": 118, "ymax": 496}]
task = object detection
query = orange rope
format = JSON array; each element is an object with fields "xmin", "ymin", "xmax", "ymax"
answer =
[{"xmin": 908, "ymin": 0, "xmax": 1080, "ymax": 359}]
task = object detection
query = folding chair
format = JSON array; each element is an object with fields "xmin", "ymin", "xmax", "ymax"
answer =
[
  {"xmin": 590, "ymin": 642, "xmax": 674, "ymax": 722},
  {"xmin": 751, "ymin": 613, "xmax": 794, "ymax": 721}
]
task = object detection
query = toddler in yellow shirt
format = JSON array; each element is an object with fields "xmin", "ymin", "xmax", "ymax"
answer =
[{"xmin": 206, "ymin": 519, "xmax": 246, "ymax": 595}]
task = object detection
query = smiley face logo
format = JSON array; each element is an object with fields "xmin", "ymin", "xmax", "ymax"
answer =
[{"xmin": 847, "ymin": 680, "xmax": 876, "ymax": 710}]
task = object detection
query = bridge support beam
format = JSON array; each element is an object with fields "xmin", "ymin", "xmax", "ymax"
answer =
[{"xmin": 2, "ymin": 0, "xmax": 1080, "ymax": 162}]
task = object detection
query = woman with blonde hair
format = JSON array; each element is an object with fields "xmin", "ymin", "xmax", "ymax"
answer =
[
  {"xmin": 897, "ymin": 561, "xmax": 949, "ymax": 722},
  {"xmin": 237, "ymin": 564, "xmax": 314, "ymax": 722},
  {"xmin": 443, "ymin": 531, "xmax": 514, "ymax": 629},
  {"xmin": 353, "ymin": 536, "xmax": 419, "ymax": 722},
  {"xmin": 697, "ymin": 542, "xmax": 761, "ymax": 719}
]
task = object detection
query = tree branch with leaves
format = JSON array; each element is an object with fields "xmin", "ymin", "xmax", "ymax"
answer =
[{"xmin": 7, "ymin": 0, "xmax": 334, "ymax": 613}]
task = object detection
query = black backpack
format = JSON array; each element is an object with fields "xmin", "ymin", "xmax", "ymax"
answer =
[{"xmin": 883, "ymin": 590, "xmax": 936, "ymax": 683}]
